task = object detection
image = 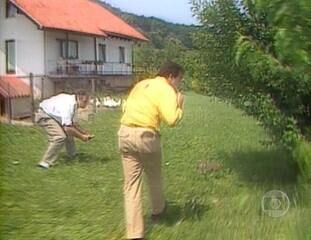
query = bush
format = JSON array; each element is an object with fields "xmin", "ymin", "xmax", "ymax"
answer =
[
  {"xmin": 293, "ymin": 140, "xmax": 311, "ymax": 182},
  {"xmin": 190, "ymin": 0, "xmax": 311, "ymax": 180}
]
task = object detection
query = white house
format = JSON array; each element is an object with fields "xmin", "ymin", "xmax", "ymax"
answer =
[{"xmin": 0, "ymin": 0, "xmax": 147, "ymax": 118}]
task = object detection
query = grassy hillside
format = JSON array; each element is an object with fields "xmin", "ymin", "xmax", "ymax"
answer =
[{"xmin": 1, "ymin": 93, "xmax": 309, "ymax": 239}]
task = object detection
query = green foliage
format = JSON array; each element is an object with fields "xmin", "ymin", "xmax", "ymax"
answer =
[
  {"xmin": 190, "ymin": 0, "xmax": 311, "ymax": 180},
  {"xmin": 123, "ymin": 15, "xmax": 197, "ymax": 49},
  {"xmin": 293, "ymin": 140, "xmax": 311, "ymax": 182},
  {"xmin": 191, "ymin": 0, "xmax": 247, "ymax": 96},
  {"xmin": 238, "ymin": 92, "xmax": 301, "ymax": 150}
]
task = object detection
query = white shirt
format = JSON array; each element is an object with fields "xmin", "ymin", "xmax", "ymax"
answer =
[{"xmin": 39, "ymin": 93, "xmax": 77, "ymax": 126}]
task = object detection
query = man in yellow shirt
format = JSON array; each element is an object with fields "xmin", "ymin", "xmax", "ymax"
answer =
[{"xmin": 118, "ymin": 61, "xmax": 184, "ymax": 240}]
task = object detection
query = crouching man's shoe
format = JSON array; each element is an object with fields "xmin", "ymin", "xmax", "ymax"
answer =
[{"xmin": 38, "ymin": 162, "xmax": 50, "ymax": 169}]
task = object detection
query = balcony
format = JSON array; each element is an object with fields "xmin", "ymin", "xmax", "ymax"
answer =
[{"xmin": 47, "ymin": 60, "xmax": 133, "ymax": 77}]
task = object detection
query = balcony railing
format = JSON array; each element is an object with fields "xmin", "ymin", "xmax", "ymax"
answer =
[{"xmin": 47, "ymin": 60, "xmax": 133, "ymax": 76}]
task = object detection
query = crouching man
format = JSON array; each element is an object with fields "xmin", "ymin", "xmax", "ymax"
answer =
[{"xmin": 35, "ymin": 90, "xmax": 93, "ymax": 169}]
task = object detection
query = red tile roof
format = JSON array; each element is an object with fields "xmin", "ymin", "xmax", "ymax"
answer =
[
  {"xmin": 0, "ymin": 76, "xmax": 30, "ymax": 98},
  {"xmin": 10, "ymin": 0, "xmax": 148, "ymax": 41}
]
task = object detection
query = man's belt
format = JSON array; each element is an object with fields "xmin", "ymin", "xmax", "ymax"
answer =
[{"xmin": 123, "ymin": 123, "xmax": 160, "ymax": 135}]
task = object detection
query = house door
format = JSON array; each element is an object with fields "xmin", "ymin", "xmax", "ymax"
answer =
[{"xmin": 0, "ymin": 95, "xmax": 6, "ymax": 116}]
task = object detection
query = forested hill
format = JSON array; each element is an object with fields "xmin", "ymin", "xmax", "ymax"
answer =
[{"xmin": 98, "ymin": 1, "xmax": 197, "ymax": 49}]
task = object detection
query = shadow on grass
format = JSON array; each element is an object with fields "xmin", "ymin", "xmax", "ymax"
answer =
[
  {"xmin": 60, "ymin": 152, "xmax": 111, "ymax": 165},
  {"xmin": 146, "ymin": 199, "xmax": 209, "ymax": 238},
  {"xmin": 223, "ymin": 148, "xmax": 298, "ymax": 185},
  {"xmin": 151, "ymin": 199, "xmax": 209, "ymax": 227}
]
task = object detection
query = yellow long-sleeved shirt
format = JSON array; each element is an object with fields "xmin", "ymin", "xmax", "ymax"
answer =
[{"xmin": 121, "ymin": 76, "xmax": 183, "ymax": 130}]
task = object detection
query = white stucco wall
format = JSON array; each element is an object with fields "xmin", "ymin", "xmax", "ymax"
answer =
[
  {"xmin": 0, "ymin": 0, "xmax": 6, "ymax": 76},
  {"xmin": 45, "ymin": 31, "xmax": 134, "ymax": 75},
  {"xmin": 98, "ymin": 37, "xmax": 133, "ymax": 64},
  {"xmin": 98, "ymin": 37, "xmax": 133, "ymax": 74},
  {"xmin": 45, "ymin": 33, "xmax": 133, "ymax": 64},
  {"xmin": 0, "ymin": 0, "xmax": 44, "ymax": 77},
  {"xmin": 45, "ymin": 31, "xmax": 97, "ymax": 74}
]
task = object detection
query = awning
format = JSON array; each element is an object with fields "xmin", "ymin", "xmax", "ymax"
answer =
[{"xmin": 0, "ymin": 76, "xmax": 30, "ymax": 98}]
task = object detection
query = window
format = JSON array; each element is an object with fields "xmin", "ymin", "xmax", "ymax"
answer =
[
  {"xmin": 5, "ymin": 40, "xmax": 16, "ymax": 74},
  {"xmin": 6, "ymin": 1, "xmax": 18, "ymax": 18},
  {"xmin": 58, "ymin": 40, "xmax": 78, "ymax": 59},
  {"xmin": 68, "ymin": 40, "xmax": 78, "ymax": 59},
  {"xmin": 119, "ymin": 46, "xmax": 125, "ymax": 63},
  {"xmin": 98, "ymin": 44, "xmax": 106, "ymax": 62}
]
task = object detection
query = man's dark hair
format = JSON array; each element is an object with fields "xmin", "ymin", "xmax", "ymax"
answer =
[
  {"xmin": 157, "ymin": 61, "xmax": 184, "ymax": 78},
  {"xmin": 75, "ymin": 89, "xmax": 89, "ymax": 101},
  {"xmin": 75, "ymin": 89, "xmax": 89, "ymax": 97}
]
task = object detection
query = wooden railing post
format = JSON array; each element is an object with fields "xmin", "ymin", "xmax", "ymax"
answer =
[
  {"xmin": 7, "ymin": 82, "xmax": 12, "ymax": 123},
  {"xmin": 29, "ymin": 73, "xmax": 35, "ymax": 123},
  {"xmin": 91, "ymin": 78, "xmax": 96, "ymax": 114},
  {"xmin": 41, "ymin": 77, "xmax": 44, "ymax": 100}
]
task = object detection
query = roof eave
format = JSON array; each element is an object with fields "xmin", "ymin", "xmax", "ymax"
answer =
[
  {"xmin": 9, "ymin": 0, "xmax": 43, "ymax": 29},
  {"xmin": 105, "ymin": 31, "xmax": 149, "ymax": 42},
  {"xmin": 42, "ymin": 27, "xmax": 108, "ymax": 38}
]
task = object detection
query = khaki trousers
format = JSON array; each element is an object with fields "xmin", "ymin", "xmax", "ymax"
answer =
[
  {"xmin": 118, "ymin": 125, "xmax": 165, "ymax": 239},
  {"xmin": 36, "ymin": 109, "xmax": 76, "ymax": 165}
]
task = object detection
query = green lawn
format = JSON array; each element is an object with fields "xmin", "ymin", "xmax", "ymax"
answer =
[{"xmin": 0, "ymin": 93, "xmax": 310, "ymax": 240}]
